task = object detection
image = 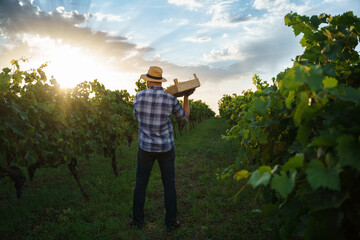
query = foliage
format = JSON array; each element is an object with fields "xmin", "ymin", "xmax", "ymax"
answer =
[
  {"xmin": 219, "ymin": 11, "xmax": 360, "ymax": 239},
  {"xmin": 188, "ymin": 99, "xmax": 215, "ymax": 126},
  {"xmin": 134, "ymin": 77, "xmax": 146, "ymax": 93},
  {"xmin": 0, "ymin": 60, "xmax": 137, "ymax": 198}
]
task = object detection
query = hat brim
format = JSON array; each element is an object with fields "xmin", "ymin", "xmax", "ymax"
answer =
[{"xmin": 141, "ymin": 74, "xmax": 167, "ymax": 82}]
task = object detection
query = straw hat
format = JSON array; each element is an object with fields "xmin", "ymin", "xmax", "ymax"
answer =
[{"xmin": 141, "ymin": 66, "xmax": 167, "ymax": 82}]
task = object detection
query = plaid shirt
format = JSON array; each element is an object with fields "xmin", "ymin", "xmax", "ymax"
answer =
[{"xmin": 134, "ymin": 86, "xmax": 188, "ymax": 152}]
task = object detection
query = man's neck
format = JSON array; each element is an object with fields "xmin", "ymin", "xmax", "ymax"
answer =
[{"xmin": 147, "ymin": 81, "xmax": 162, "ymax": 88}]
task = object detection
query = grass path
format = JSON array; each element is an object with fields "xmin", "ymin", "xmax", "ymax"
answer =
[{"xmin": 0, "ymin": 118, "xmax": 276, "ymax": 240}]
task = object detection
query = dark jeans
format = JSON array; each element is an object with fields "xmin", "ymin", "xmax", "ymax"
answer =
[{"xmin": 132, "ymin": 147, "xmax": 177, "ymax": 227}]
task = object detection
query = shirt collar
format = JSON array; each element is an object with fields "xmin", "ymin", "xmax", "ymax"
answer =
[{"xmin": 149, "ymin": 86, "xmax": 164, "ymax": 90}]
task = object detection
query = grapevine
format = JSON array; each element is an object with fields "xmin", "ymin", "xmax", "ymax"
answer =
[{"xmin": 219, "ymin": 11, "xmax": 360, "ymax": 239}]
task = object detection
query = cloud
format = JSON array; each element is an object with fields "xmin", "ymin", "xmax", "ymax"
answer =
[
  {"xmin": 0, "ymin": 0, "xmax": 88, "ymax": 39},
  {"xmin": 0, "ymin": 0, "xmax": 150, "ymax": 72},
  {"xmin": 252, "ymin": 0, "xmax": 310, "ymax": 15},
  {"xmin": 183, "ymin": 36, "xmax": 211, "ymax": 43},
  {"xmin": 202, "ymin": 0, "xmax": 251, "ymax": 27},
  {"xmin": 0, "ymin": 0, "xmax": 238, "ymax": 105},
  {"xmin": 177, "ymin": 19, "xmax": 190, "ymax": 26},
  {"xmin": 163, "ymin": 18, "xmax": 189, "ymax": 26},
  {"xmin": 92, "ymin": 12, "xmax": 128, "ymax": 22},
  {"xmin": 203, "ymin": 47, "xmax": 239, "ymax": 62},
  {"xmin": 168, "ymin": 0, "xmax": 203, "ymax": 11},
  {"xmin": 0, "ymin": 1, "xmax": 84, "ymax": 38},
  {"xmin": 229, "ymin": 15, "xmax": 251, "ymax": 23},
  {"xmin": 200, "ymin": 8, "xmax": 306, "ymax": 81}
]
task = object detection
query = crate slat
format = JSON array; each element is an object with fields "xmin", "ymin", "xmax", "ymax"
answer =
[{"xmin": 165, "ymin": 74, "xmax": 200, "ymax": 97}]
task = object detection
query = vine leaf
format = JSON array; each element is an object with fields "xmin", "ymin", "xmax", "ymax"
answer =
[
  {"xmin": 322, "ymin": 77, "xmax": 338, "ymax": 88},
  {"xmin": 336, "ymin": 135, "xmax": 360, "ymax": 171},
  {"xmin": 285, "ymin": 91, "xmax": 295, "ymax": 109},
  {"xmin": 271, "ymin": 170, "xmax": 296, "ymax": 198},
  {"xmin": 329, "ymin": 86, "xmax": 360, "ymax": 104},
  {"xmin": 234, "ymin": 170, "xmax": 250, "ymax": 181},
  {"xmin": 253, "ymin": 96, "xmax": 267, "ymax": 114},
  {"xmin": 282, "ymin": 154, "xmax": 304, "ymax": 172},
  {"xmin": 294, "ymin": 92, "xmax": 308, "ymax": 126},
  {"xmin": 306, "ymin": 159, "xmax": 341, "ymax": 191},
  {"xmin": 305, "ymin": 65, "xmax": 323, "ymax": 91},
  {"xmin": 248, "ymin": 166, "xmax": 271, "ymax": 188},
  {"xmin": 310, "ymin": 135, "xmax": 337, "ymax": 147}
]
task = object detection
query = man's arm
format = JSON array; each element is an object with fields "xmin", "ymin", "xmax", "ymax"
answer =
[
  {"xmin": 182, "ymin": 89, "xmax": 194, "ymax": 119},
  {"xmin": 173, "ymin": 90, "xmax": 194, "ymax": 121},
  {"xmin": 183, "ymin": 95, "xmax": 190, "ymax": 119}
]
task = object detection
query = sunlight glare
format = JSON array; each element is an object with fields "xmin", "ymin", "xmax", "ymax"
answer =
[{"xmin": 23, "ymin": 35, "xmax": 115, "ymax": 89}]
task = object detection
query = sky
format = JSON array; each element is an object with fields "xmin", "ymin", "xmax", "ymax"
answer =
[{"xmin": 0, "ymin": 0, "xmax": 359, "ymax": 113}]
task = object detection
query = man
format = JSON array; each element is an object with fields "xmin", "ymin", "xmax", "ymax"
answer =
[{"xmin": 130, "ymin": 66, "xmax": 192, "ymax": 230}]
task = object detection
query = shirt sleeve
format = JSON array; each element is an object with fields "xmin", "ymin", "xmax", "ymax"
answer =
[
  {"xmin": 172, "ymin": 99, "xmax": 188, "ymax": 121},
  {"xmin": 133, "ymin": 94, "xmax": 138, "ymax": 120}
]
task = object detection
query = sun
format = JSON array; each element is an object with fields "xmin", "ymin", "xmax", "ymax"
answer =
[
  {"xmin": 45, "ymin": 44, "xmax": 101, "ymax": 88},
  {"xmin": 18, "ymin": 34, "xmax": 140, "ymax": 95},
  {"xmin": 22, "ymin": 35, "xmax": 112, "ymax": 89}
]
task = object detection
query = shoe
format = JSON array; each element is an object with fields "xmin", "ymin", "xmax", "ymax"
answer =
[
  {"xmin": 166, "ymin": 220, "xmax": 181, "ymax": 231},
  {"xmin": 129, "ymin": 219, "xmax": 143, "ymax": 229}
]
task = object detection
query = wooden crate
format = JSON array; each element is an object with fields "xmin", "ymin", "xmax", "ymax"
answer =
[{"xmin": 165, "ymin": 74, "xmax": 200, "ymax": 97}]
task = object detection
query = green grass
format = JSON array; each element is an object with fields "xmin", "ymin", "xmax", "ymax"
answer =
[{"xmin": 0, "ymin": 118, "xmax": 278, "ymax": 240}]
